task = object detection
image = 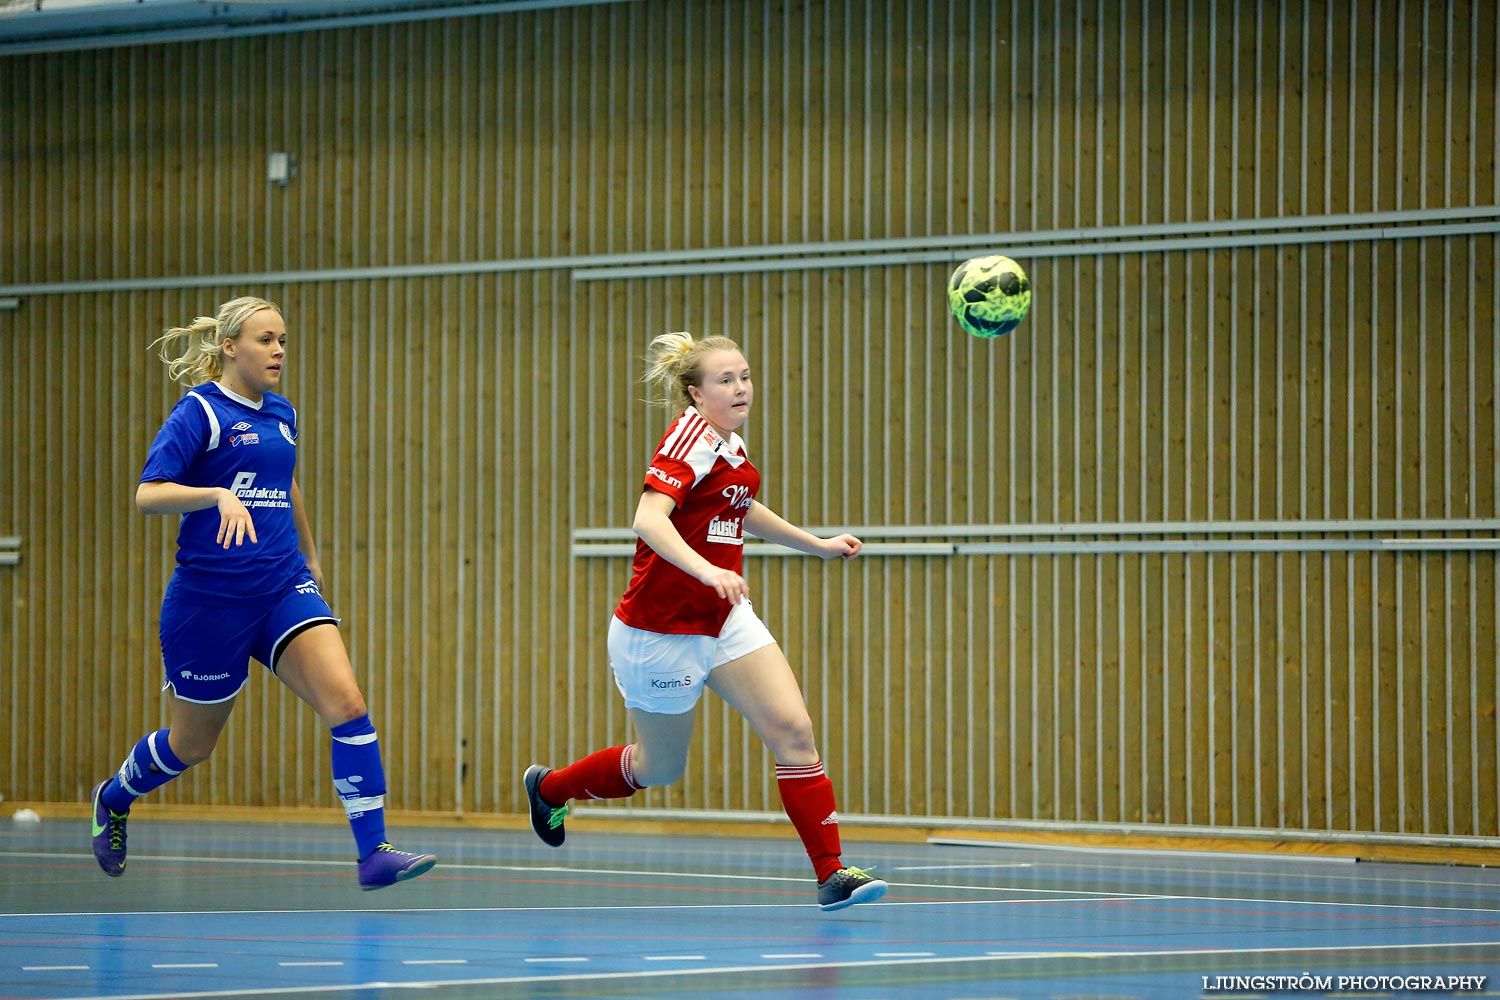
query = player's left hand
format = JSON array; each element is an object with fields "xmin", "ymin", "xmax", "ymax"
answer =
[
  {"xmin": 305, "ymin": 560, "xmax": 326, "ymax": 594},
  {"xmin": 821, "ymin": 534, "xmax": 862, "ymax": 560},
  {"xmin": 215, "ymin": 488, "xmax": 258, "ymax": 548}
]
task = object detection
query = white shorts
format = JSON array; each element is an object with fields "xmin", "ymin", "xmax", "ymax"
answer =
[{"xmin": 608, "ymin": 601, "xmax": 777, "ymax": 715}]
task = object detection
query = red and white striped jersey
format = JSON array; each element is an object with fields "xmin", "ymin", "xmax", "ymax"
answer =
[{"xmin": 615, "ymin": 407, "xmax": 761, "ymax": 636}]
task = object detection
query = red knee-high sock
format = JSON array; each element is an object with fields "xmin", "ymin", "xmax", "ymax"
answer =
[
  {"xmin": 776, "ymin": 761, "xmax": 843, "ymax": 882},
  {"xmin": 539, "ymin": 745, "xmax": 643, "ymax": 804}
]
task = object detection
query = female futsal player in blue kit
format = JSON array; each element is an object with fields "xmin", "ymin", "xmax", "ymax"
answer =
[{"xmin": 89, "ymin": 296, "xmax": 436, "ymax": 890}]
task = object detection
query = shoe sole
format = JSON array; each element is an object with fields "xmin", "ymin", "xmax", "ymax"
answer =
[
  {"xmin": 91, "ymin": 782, "xmax": 125, "ymax": 878},
  {"xmin": 360, "ymin": 855, "xmax": 437, "ymax": 891},
  {"xmin": 523, "ymin": 765, "xmax": 565, "ymax": 848},
  {"xmin": 819, "ymin": 879, "xmax": 888, "ymax": 912}
]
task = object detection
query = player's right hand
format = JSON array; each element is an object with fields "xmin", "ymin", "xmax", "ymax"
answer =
[
  {"xmin": 699, "ymin": 566, "xmax": 749, "ymax": 604},
  {"xmin": 216, "ymin": 488, "xmax": 259, "ymax": 548}
]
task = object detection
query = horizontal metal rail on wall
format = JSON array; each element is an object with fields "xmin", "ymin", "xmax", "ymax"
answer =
[
  {"xmin": 574, "ymin": 518, "xmax": 1500, "ymax": 540},
  {"xmin": 571, "ymin": 218, "xmax": 1500, "ymax": 281},
  {"xmin": 3, "ymin": 207, "xmax": 1496, "ymax": 297},
  {"xmin": 571, "ymin": 519, "xmax": 1500, "ymax": 558},
  {"xmin": 0, "ymin": 536, "xmax": 19, "ymax": 567}
]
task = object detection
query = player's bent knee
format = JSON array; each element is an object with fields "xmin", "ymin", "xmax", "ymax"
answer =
[
  {"xmin": 325, "ymin": 696, "xmax": 368, "ymax": 727},
  {"xmin": 634, "ymin": 764, "xmax": 685, "ymax": 787},
  {"xmin": 631, "ymin": 758, "xmax": 686, "ymax": 787},
  {"xmin": 763, "ymin": 715, "xmax": 817, "ymax": 758},
  {"xmin": 171, "ymin": 736, "xmax": 219, "ymax": 766}
]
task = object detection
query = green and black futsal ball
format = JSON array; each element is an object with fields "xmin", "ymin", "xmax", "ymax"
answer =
[{"xmin": 947, "ymin": 255, "xmax": 1031, "ymax": 338}]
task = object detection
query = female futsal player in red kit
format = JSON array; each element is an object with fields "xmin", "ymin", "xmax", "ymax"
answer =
[{"xmin": 522, "ymin": 331, "xmax": 887, "ymax": 911}]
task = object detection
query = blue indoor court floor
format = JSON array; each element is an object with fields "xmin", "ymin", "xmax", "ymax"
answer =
[{"xmin": 2, "ymin": 816, "xmax": 1498, "ymax": 999}]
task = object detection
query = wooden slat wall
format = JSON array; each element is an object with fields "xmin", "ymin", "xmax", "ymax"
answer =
[{"xmin": 1, "ymin": 0, "xmax": 1496, "ymax": 837}]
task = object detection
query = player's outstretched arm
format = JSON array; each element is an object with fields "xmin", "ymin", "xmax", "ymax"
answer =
[
  {"xmin": 744, "ymin": 501, "xmax": 861, "ymax": 560},
  {"xmin": 632, "ymin": 489, "xmax": 749, "ymax": 603},
  {"xmin": 136, "ymin": 480, "xmax": 258, "ymax": 548}
]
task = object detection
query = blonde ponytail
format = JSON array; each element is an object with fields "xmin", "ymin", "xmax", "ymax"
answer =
[
  {"xmin": 643, "ymin": 331, "xmax": 742, "ymax": 412},
  {"xmin": 149, "ymin": 296, "xmax": 281, "ymax": 386}
]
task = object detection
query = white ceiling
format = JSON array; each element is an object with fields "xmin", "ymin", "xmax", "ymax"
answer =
[{"xmin": 0, "ymin": 0, "xmax": 626, "ymax": 54}]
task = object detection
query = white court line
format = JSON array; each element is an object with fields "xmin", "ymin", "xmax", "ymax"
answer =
[
  {"xmin": 492, "ymin": 862, "xmax": 1500, "ymax": 906},
  {"xmin": 762, "ymin": 952, "xmax": 822, "ymax": 958},
  {"xmin": 39, "ymin": 940, "xmax": 1500, "ymax": 1000},
  {"xmin": 401, "ymin": 959, "xmax": 467, "ymax": 965},
  {"xmin": 13, "ymin": 890, "xmax": 1500, "ymax": 919},
  {"xmin": 0, "ymin": 895, "xmax": 1172, "ymax": 919},
  {"xmin": 18, "ymin": 889, "xmax": 1500, "ymax": 919},
  {"xmin": 10, "ymin": 848, "xmax": 1500, "ymax": 892},
  {"xmin": 642, "ymin": 955, "xmax": 707, "ymax": 961},
  {"xmin": 5, "ymin": 854, "xmax": 1499, "ymax": 917},
  {"xmin": 0, "ymin": 852, "xmax": 1038, "ymax": 892},
  {"xmin": 1038, "ymin": 892, "xmax": 1500, "ymax": 915},
  {"xmin": 893, "ymin": 863, "xmax": 1032, "ymax": 871},
  {"xmin": 521, "ymin": 866, "xmax": 1134, "ymax": 897},
  {"xmin": 13, "ymin": 849, "xmax": 1496, "ymax": 902},
  {"xmin": 151, "ymin": 963, "xmax": 218, "ymax": 969},
  {"xmin": 516, "ymin": 863, "xmax": 1063, "ymax": 894},
  {"xmin": 930, "ymin": 837, "xmax": 1360, "ymax": 864},
  {"xmin": 524, "ymin": 957, "xmax": 588, "ymax": 963},
  {"xmin": 0, "ymin": 851, "xmax": 1044, "ymax": 893},
  {"xmin": 925, "ymin": 851, "xmax": 1500, "ymax": 891},
  {"xmin": 277, "ymin": 962, "xmax": 342, "ymax": 967},
  {"xmin": 2, "ymin": 851, "xmax": 354, "ymax": 868},
  {"xmin": 875, "ymin": 951, "xmax": 936, "ymax": 957},
  {"xmin": 23, "ymin": 964, "xmax": 89, "ymax": 970}
]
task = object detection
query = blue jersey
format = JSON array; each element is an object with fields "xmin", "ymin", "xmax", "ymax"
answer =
[{"xmin": 140, "ymin": 381, "xmax": 310, "ymax": 601}]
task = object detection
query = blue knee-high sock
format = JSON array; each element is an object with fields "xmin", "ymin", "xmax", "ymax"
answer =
[
  {"xmin": 331, "ymin": 714, "xmax": 387, "ymax": 859},
  {"xmin": 101, "ymin": 729, "xmax": 190, "ymax": 813}
]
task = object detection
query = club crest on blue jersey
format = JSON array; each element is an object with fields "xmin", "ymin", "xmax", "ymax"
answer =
[{"xmin": 279, "ymin": 422, "xmax": 295, "ymax": 445}]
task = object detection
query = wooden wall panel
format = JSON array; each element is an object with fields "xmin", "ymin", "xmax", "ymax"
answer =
[{"xmin": 2, "ymin": 0, "xmax": 1497, "ymax": 842}]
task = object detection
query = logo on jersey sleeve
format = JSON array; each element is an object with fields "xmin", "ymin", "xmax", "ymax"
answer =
[
  {"xmin": 279, "ymin": 422, "xmax": 296, "ymax": 445},
  {"xmin": 647, "ymin": 465, "xmax": 684, "ymax": 490}
]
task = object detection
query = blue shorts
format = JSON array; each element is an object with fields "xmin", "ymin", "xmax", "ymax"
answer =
[{"xmin": 159, "ymin": 574, "xmax": 338, "ymax": 704}]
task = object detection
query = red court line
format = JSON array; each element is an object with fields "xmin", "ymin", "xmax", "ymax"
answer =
[
  {"xmin": 1087, "ymin": 898, "xmax": 1500, "ymax": 928},
  {"xmin": 418, "ymin": 874, "xmax": 813, "ymax": 897}
]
